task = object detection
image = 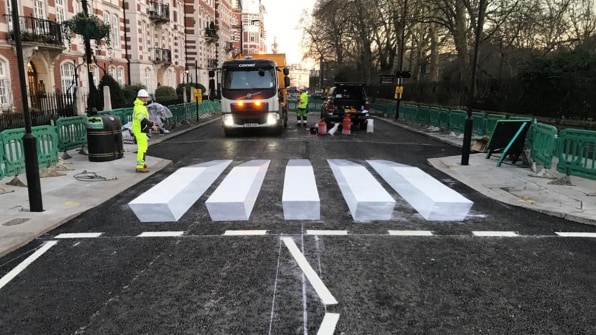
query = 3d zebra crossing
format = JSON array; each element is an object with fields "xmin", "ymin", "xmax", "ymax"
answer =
[{"xmin": 128, "ymin": 159, "xmax": 474, "ymax": 223}]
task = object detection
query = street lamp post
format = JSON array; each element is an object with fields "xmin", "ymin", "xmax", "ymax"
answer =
[
  {"xmin": 10, "ymin": 0, "xmax": 43, "ymax": 211},
  {"xmin": 81, "ymin": 0, "xmax": 98, "ymax": 115},
  {"xmin": 461, "ymin": 0, "xmax": 487, "ymax": 165},
  {"xmin": 394, "ymin": 0, "xmax": 408, "ymax": 120}
]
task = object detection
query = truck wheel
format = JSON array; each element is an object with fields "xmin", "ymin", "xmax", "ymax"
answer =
[{"xmin": 283, "ymin": 110, "xmax": 288, "ymax": 128}]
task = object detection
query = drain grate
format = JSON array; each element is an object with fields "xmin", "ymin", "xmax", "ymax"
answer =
[{"xmin": 2, "ymin": 218, "xmax": 30, "ymax": 226}]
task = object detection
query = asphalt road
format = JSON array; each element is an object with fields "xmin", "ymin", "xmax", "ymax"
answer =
[{"xmin": 1, "ymin": 117, "xmax": 596, "ymax": 334}]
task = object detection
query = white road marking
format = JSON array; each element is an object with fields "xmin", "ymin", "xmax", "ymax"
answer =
[
  {"xmin": 472, "ymin": 231, "xmax": 518, "ymax": 237},
  {"xmin": 307, "ymin": 230, "xmax": 348, "ymax": 236},
  {"xmin": 282, "ymin": 237, "xmax": 338, "ymax": 305},
  {"xmin": 137, "ymin": 231, "xmax": 184, "ymax": 237},
  {"xmin": 555, "ymin": 232, "xmax": 596, "ymax": 238},
  {"xmin": 0, "ymin": 241, "xmax": 58, "ymax": 290},
  {"xmin": 317, "ymin": 313, "xmax": 340, "ymax": 335},
  {"xmin": 388, "ymin": 230, "xmax": 434, "ymax": 236},
  {"xmin": 55, "ymin": 233, "xmax": 102, "ymax": 239},
  {"xmin": 223, "ymin": 230, "xmax": 268, "ymax": 236}
]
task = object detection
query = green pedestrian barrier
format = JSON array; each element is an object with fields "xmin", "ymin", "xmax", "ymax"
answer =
[
  {"xmin": 417, "ymin": 105, "xmax": 430, "ymax": 124},
  {"xmin": 33, "ymin": 125, "xmax": 59, "ymax": 168},
  {"xmin": 439, "ymin": 108, "xmax": 450, "ymax": 130},
  {"xmin": 0, "ymin": 136, "xmax": 5, "ymax": 181},
  {"xmin": 53, "ymin": 116, "xmax": 88, "ymax": 158},
  {"xmin": 472, "ymin": 112, "xmax": 486, "ymax": 136},
  {"xmin": 557, "ymin": 129, "xmax": 596, "ymax": 180},
  {"xmin": 449, "ymin": 110, "xmax": 467, "ymax": 133},
  {"xmin": 1, "ymin": 129, "xmax": 26, "ymax": 177},
  {"xmin": 530, "ymin": 122, "xmax": 558, "ymax": 169},
  {"xmin": 429, "ymin": 107, "xmax": 441, "ymax": 127}
]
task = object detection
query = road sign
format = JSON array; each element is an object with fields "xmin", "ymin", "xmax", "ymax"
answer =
[
  {"xmin": 193, "ymin": 88, "xmax": 202, "ymax": 102},
  {"xmin": 394, "ymin": 86, "xmax": 404, "ymax": 100},
  {"xmin": 396, "ymin": 71, "xmax": 411, "ymax": 78}
]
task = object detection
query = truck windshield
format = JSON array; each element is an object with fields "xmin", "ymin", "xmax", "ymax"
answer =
[{"xmin": 222, "ymin": 68, "xmax": 276, "ymax": 90}]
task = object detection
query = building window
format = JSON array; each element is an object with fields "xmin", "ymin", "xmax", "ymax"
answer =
[
  {"xmin": 117, "ymin": 66, "xmax": 125, "ymax": 85},
  {"xmin": 56, "ymin": 0, "xmax": 66, "ymax": 22},
  {"xmin": 60, "ymin": 62, "xmax": 76, "ymax": 94},
  {"xmin": 108, "ymin": 65, "xmax": 116, "ymax": 78},
  {"xmin": 144, "ymin": 67, "xmax": 153, "ymax": 91},
  {"xmin": 111, "ymin": 14, "xmax": 119, "ymax": 47},
  {"xmin": 0, "ymin": 59, "xmax": 12, "ymax": 109}
]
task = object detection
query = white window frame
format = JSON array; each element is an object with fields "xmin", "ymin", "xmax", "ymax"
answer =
[
  {"xmin": 60, "ymin": 62, "xmax": 76, "ymax": 94},
  {"xmin": 0, "ymin": 58, "xmax": 12, "ymax": 109},
  {"xmin": 117, "ymin": 66, "xmax": 125, "ymax": 86}
]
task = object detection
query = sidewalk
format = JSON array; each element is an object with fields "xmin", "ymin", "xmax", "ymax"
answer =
[
  {"xmin": 385, "ymin": 117, "xmax": 596, "ymax": 226},
  {"xmin": 1, "ymin": 116, "xmax": 596, "ymax": 258},
  {"xmin": 0, "ymin": 118, "xmax": 218, "ymax": 258}
]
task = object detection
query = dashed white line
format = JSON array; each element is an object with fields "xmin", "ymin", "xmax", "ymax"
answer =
[
  {"xmin": 472, "ymin": 231, "xmax": 518, "ymax": 237},
  {"xmin": 137, "ymin": 231, "xmax": 185, "ymax": 237},
  {"xmin": 55, "ymin": 233, "xmax": 103, "ymax": 239},
  {"xmin": 388, "ymin": 230, "xmax": 433, "ymax": 236},
  {"xmin": 555, "ymin": 232, "xmax": 596, "ymax": 238},
  {"xmin": 282, "ymin": 237, "xmax": 338, "ymax": 305},
  {"xmin": 223, "ymin": 230, "xmax": 268, "ymax": 236},
  {"xmin": 0, "ymin": 241, "xmax": 58, "ymax": 290},
  {"xmin": 317, "ymin": 313, "xmax": 340, "ymax": 335},
  {"xmin": 307, "ymin": 230, "xmax": 348, "ymax": 236}
]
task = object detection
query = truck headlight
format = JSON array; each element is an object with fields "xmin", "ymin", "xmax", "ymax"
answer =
[
  {"xmin": 267, "ymin": 113, "xmax": 279, "ymax": 125},
  {"xmin": 223, "ymin": 114, "xmax": 234, "ymax": 126}
]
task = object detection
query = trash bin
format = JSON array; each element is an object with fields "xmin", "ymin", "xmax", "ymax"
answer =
[{"xmin": 86, "ymin": 114, "xmax": 124, "ymax": 162}]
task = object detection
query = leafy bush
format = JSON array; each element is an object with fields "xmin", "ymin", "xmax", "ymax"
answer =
[{"xmin": 154, "ymin": 86, "xmax": 177, "ymax": 103}]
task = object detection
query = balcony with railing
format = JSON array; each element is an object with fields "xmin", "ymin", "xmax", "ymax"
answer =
[
  {"xmin": 147, "ymin": 2, "xmax": 170, "ymax": 24},
  {"xmin": 151, "ymin": 48, "xmax": 172, "ymax": 64},
  {"xmin": 4, "ymin": 16, "xmax": 64, "ymax": 47}
]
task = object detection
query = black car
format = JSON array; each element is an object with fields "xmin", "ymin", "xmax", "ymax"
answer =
[{"xmin": 320, "ymin": 82, "xmax": 369, "ymax": 130}]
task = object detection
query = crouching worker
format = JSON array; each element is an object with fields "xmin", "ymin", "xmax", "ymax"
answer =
[{"xmin": 132, "ymin": 89, "xmax": 157, "ymax": 173}]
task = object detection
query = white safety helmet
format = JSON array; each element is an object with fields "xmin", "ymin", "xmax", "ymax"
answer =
[{"xmin": 137, "ymin": 89, "xmax": 150, "ymax": 98}]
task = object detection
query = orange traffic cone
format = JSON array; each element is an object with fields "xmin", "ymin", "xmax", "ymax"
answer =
[
  {"xmin": 342, "ymin": 114, "xmax": 351, "ymax": 135},
  {"xmin": 318, "ymin": 119, "xmax": 327, "ymax": 135}
]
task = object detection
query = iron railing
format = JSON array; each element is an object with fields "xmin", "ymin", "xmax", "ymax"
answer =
[
  {"xmin": 151, "ymin": 48, "xmax": 172, "ymax": 64},
  {"xmin": 147, "ymin": 2, "xmax": 170, "ymax": 23},
  {"xmin": 5, "ymin": 15, "xmax": 64, "ymax": 46},
  {"xmin": 0, "ymin": 91, "xmax": 75, "ymax": 131}
]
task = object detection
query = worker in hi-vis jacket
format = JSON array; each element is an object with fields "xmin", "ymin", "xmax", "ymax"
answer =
[
  {"xmin": 132, "ymin": 89, "xmax": 157, "ymax": 173},
  {"xmin": 297, "ymin": 86, "xmax": 309, "ymax": 126}
]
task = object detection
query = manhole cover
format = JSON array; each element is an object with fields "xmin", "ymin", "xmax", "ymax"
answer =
[{"xmin": 2, "ymin": 218, "xmax": 30, "ymax": 226}]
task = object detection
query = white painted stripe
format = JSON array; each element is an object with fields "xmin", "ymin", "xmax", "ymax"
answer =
[
  {"xmin": 224, "ymin": 230, "xmax": 268, "ymax": 236},
  {"xmin": 0, "ymin": 241, "xmax": 58, "ymax": 290},
  {"xmin": 282, "ymin": 237, "xmax": 338, "ymax": 305},
  {"xmin": 306, "ymin": 230, "xmax": 348, "ymax": 236},
  {"xmin": 317, "ymin": 313, "xmax": 340, "ymax": 335},
  {"xmin": 388, "ymin": 230, "xmax": 434, "ymax": 236},
  {"xmin": 472, "ymin": 231, "xmax": 518, "ymax": 237},
  {"xmin": 55, "ymin": 233, "xmax": 103, "ymax": 239},
  {"xmin": 138, "ymin": 231, "xmax": 184, "ymax": 237},
  {"xmin": 556, "ymin": 232, "xmax": 596, "ymax": 238}
]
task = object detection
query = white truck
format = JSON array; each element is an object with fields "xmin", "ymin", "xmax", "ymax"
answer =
[{"xmin": 220, "ymin": 55, "xmax": 290, "ymax": 136}]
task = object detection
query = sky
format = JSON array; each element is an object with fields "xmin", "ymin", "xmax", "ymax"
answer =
[{"xmin": 260, "ymin": 0, "xmax": 317, "ymax": 67}]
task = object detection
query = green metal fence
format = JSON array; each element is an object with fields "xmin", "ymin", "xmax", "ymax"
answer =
[
  {"xmin": 530, "ymin": 122, "xmax": 558, "ymax": 169},
  {"xmin": 556, "ymin": 129, "xmax": 596, "ymax": 179},
  {"xmin": 53, "ymin": 116, "xmax": 88, "ymax": 154},
  {"xmin": 0, "ymin": 136, "xmax": 4, "ymax": 180}
]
